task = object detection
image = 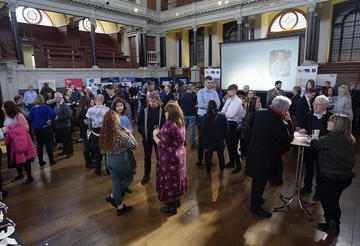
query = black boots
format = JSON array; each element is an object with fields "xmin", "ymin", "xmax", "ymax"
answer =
[
  {"xmin": 317, "ymin": 219, "xmax": 340, "ymax": 236},
  {"xmin": 160, "ymin": 201, "xmax": 177, "ymax": 215}
]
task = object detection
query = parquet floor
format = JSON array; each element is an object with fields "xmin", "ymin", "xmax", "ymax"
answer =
[{"xmin": 2, "ymin": 130, "xmax": 359, "ymax": 246}]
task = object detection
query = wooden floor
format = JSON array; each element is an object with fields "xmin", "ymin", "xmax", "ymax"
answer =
[{"xmin": 2, "ymin": 130, "xmax": 360, "ymax": 246}]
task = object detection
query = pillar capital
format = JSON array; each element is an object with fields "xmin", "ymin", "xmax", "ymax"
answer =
[
  {"xmin": 192, "ymin": 24, "xmax": 198, "ymax": 32},
  {"xmin": 236, "ymin": 16, "xmax": 243, "ymax": 25},
  {"xmin": 308, "ymin": 1, "xmax": 317, "ymax": 12},
  {"xmin": 8, "ymin": 0, "xmax": 17, "ymax": 12}
]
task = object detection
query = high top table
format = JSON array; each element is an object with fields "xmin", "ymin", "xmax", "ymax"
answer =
[{"xmin": 274, "ymin": 134, "xmax": 316, "ymax": 220}]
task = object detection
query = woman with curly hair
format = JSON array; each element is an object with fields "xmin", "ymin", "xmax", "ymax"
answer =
[
  {"xmin": 99, "ymin": 110, "xmax": 137, "ymax": 215},
  {"xmin": 111, "ymin": 97, "xmax": 133, "ymax": 133}
]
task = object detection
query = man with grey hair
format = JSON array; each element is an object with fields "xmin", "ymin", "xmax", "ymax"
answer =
[
  {"xmin": 299, "ymin": 95, "xmax": 332, "ymax": 199},
  {"xmin": 54, "ymin": 92, "xmax": 73, "ymax": 159},
  {"xmin": 24, "ymin": 85, "xmax": 37, "ymax": 108},
  {"xmin": 246, "ymin": 95, "xmax": 294, "ymax": 218},
  {"xmin": 85, "ymin": 94, "xmax": 109, "ymax": 174},
  {"xmin": 180, "ymin": 84, "xmax": 197, "ymax": 149},
  {"xmin": 138, "ymin": 92, "xmax": 166, "ymax": 184}
]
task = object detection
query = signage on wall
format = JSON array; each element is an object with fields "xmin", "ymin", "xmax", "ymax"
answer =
[
  {"xmin": 296, "ymin": 65, "xmax": 318, "ymax": 94},
  {"xmin": 65, "ymin": 78, "xmax": 83, "ymax": 91},
  {"xmin": 121, "ymin": 77, "xmax": 136, "ymax": 87},
  {"xmin": 86, "ymin": 78, "xmax": 101, "ymax": 95},
  {"xmin": 205, "ymin": 68, "xmax": 221, "ymax": 86},
  {"xmin": 175, "ymin": 77, "xmax": 189, "ymax": 86},
  {"xmin": 38, "ymin": 79, "xmax": 56, "ymax": 91},
  {"xmin": 160, "ymin": 77, "xmax": 174, "ymax": 86},
  {"xmin": 144, "ymin": 77, "xmax": 159, "ymax": 86}
]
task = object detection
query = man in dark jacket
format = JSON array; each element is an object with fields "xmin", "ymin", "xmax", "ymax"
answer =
[
  {"xmin": 246, "ymin": 95, "xmax": 294, "ymax": 218},
  {"xmin": 138, "ymin": 92, "xmax": 166, "ymax": 184},
  {"xmin": 299, "ymin": 95, "xmax": 332, "ymax": 199},
  {"xmin": 54, "ymin": 92, "xmax": 73, "ymax": 159},
  {"xmin": 295, "ymin": 88, "xmax": 316, "ymax": 125},
  {"xmin": 162, "ymin": 84, "xmax": 175, "ymax": 106}
]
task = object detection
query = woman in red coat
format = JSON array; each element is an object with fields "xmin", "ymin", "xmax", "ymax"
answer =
[{"xmin": 154, "ymin": 101, "xmax": 187, "ymax": 215}]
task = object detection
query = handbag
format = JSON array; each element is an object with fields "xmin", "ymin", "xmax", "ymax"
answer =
[{"xmin": 127, "ymin": 149, "xmax": 137, "ymax": 174}]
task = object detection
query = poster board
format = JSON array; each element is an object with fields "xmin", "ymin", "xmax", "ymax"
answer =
[
  {"xmin": 86, "ymin": 78, "xmax": 101, "ymax": 96},
  {"xmin": 65, "ymin": 78, "xmax": 83, "ymax": 91},
  {"xmin": 316, "ymin": 74, "xmax": 337, "ymax": 87},
  {"xmin": 296, "ymin": 65, "xmax": 318, "ymax": 94},
  {"xmin": 205, "ymin": 68, "xmax": 220, "ymax": 86},
  {"xmin": 160, "ymin": 77, "xmax": 174, "ymax": 86},
  {"xmin": 121, "ymin": 77, "xmax": 136, "ymax": 87},
  {"xmin": 38, "ymin": 79, "xmax": 56, "ymax": 91}
]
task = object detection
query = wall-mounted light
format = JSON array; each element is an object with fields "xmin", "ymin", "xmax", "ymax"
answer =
[
  {"xmin": 225, "ymin": 0, "xmax": 229, "ymax": 4},
  {"xmin": 134, "ymin": 7, "xmax": 138, "ymax": 13},
  {"xmin": 217, "ymin": 1, "xmax": 222, "ymax": 6},
  {"xmin": 176, "ymin": 12, "xmax": 179, "ymax": 16}
]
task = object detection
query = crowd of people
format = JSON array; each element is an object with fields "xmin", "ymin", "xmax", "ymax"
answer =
[{"xmin": 0, "ymin": 77, "xmax": 358, "ymax": 237}]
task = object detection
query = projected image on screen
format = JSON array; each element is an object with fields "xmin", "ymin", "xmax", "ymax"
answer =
[
  {"xmin": 221, "ymin": 36, "xmax": 300, "ymax": 91},
  {"xmin": 270, "ymin": 50, "xmax": 291, "ymax": 77}
]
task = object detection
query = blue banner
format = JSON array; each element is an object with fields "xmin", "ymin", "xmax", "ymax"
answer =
[
  {"xmin": 175, "ymin": 77, "xmax": 189, "ymax": 86},
  {"xmin": 144, "ymin": 77, "xmax": 159, "ymax": 86},
  {"xmin": 135, "ymin": 78, "xmax": 144, "ymax": 87},
  {"xmin": 160, "ymin": 77, "xmax": 175, "ymax": 86}
]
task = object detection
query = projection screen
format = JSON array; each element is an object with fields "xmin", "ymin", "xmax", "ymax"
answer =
[{"xmin": 220, "ymin": 35, "xmax": 301, "ymax": 91}]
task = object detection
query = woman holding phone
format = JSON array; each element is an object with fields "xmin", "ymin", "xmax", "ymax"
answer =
[
  {"xmin": 100, "ymin": 111, "xmax": 137, "ymax": 215},
  {"xmin": 311, "ymin": 114, "xmax": 355, "ymax": 235}
]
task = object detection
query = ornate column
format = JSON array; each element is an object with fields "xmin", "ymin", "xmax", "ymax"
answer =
[
  {"xmin": 142, "ymin": 29, "xmax": 147, "ymax": 67},
  {"xmin": 306, "ymin": 1, "xmax": 316, "ymax": 61},
  {"xmin": 8, "ymin": 1, "xmax": 24, "ymax": 64},
  {"xmin": 192, "ymin": 25, "xmax": 197, "ymax": 67},
  {"xmin": 90, "ymin": 17, "xmax": 97, "ymax": 66},
  {"xmin": 244, "ymin": 23, "xmax": 249, "ymax": 41},
  {"xmin": 160, "ymin": 32, "xmax": 166, "ymax": 67},
  {"xmin": 236, "ymin": 16, "xmax": 243, "ymax": 41},
  {"xmin": 311, "ymin": 11, "xmax": 319, "ymax": 61}
]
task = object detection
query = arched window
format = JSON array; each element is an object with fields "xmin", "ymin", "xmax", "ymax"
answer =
[
  {"xmin": 330, "ymin": 1, "xmax": 360, "ymax": 62},
  {"xmin": 79, "ymin": 18, "xmax": 105, "ymax": 34},
  {"xmin": 16, "ymin": 6, "xmax": 53, "ymax": 26},
  {"xmin": 269, "ymin": 9, "xmax": 307, "ymax": 34}
]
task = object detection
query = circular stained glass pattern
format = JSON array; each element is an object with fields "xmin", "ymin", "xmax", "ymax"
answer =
[
  {"xmin": 22, "ymin": 7, "xmax": 42, "ymax": 24},
  {"xmin": 279, "ymin": 12, "xmax": 298, "ymax": 30}
]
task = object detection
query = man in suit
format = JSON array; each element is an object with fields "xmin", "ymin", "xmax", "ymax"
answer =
[
  {"xmin": 246, "ymin": 96, "xmax": 294, "ymax": 218},
  {"xmin": 138, "ymin": 92, "xmax": 166, "ymax": 184},
  {"xmin": 266, "ymin": 81, "xmax": 286, "ymax": 106},
  {"xmin": 54, "ymin": 92, "xmax": 73, "ymax": 159},
  {"xmin": 295, "ymin": 88, "xmax": 316, "ymax": 126},
  {"xmin": 299, "ymin": 95, "xmax": 332, "ymax": 200}
]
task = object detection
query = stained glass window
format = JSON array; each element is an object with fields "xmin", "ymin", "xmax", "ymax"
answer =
[
  {"xmin": 16, "ymin": 6, "xmax": 53, "ymax": 26},
  {"xmin": 79, "ymin": 19, "xmax": 105, "ymax": 34},
  {"xmin": 270, "ymin": 10, "xmax": 307, "ymax": 33}
]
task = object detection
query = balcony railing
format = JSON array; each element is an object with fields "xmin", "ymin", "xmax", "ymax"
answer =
[{"xmin": 147, "ymin": 51, "xmax": 159, "ymax": 66}]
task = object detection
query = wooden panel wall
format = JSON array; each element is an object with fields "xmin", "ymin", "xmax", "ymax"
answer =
[
  {"xmin": 0, "ymin": 16, "xmax": 16, "ymax": 60},
  {"xmin": 147, "ymin": 0, "xmax": 157, "ymax": 11},
  {"xmin": 146, "ymin": 36, "xmax": 156, "ymax": 51}
]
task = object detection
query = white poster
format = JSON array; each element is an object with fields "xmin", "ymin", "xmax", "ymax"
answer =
[
  {"xmin": 317, "ymin": 74, "xmax": 337, "ymax": 87},
  {"xmin": 296, "ymin": 66, "xmax": 318, "ymax": 92},
  {"xmin": 205, "ymin": 68, "xmax": 220, "ymax": 86},
  {"xmin": 38, "ymin": 79, "xmax": 56, "ymax": 91},
  {"xmin": 86, "ymin": 78, "xmax": 101, "ymax": 96}
]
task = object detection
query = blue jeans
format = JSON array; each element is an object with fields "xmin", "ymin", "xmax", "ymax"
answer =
[{"xmin": 184, "ymin": 115, "xmax": 196, "ymax": 146}]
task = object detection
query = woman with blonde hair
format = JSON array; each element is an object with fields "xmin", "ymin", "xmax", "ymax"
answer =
[
  {"xmin": 333, "ymin": 85, "xmax": 353, "ymax": 120},
  {"xmin": 153, "ymin": 100, "xmax": 187, "ymax": 214},
  {"xmin": 100, "ymin": 110, "xmax": 137, "ymax": 215},
  {"xmin": 311, "ymin": 114, "xmax": 356, "ymax": 236}
]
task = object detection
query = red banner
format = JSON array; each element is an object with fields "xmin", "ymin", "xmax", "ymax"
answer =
[{"xmin": 65, "ymin": 78, "xmax": 83, "ymax": 91}]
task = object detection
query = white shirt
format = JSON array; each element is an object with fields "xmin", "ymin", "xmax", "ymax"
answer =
[
  {"xmin": 221, "ymin": 96, "xmax": 243, "ymax": 122},
  {"xmin": 305, "ymin": 95, "xmax": 312, "ymax": 111},
  {"xmin": 313, "ymin": 110, "xmax": 327, "ymax": 119}
]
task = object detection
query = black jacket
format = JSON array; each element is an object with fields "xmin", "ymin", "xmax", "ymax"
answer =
[
  {"xmin": 199, "ymin": 113, "xmax": 228, "ymax": 151},
  {"xmin": 295, "ymin": 96, "xmax": 313, "ymax": 125},
  {"xmin": 55, "ymin": 102, "xmax": 71, "ymax": 128},
  {"xmin": 246, "ymin": 108, "xmax": 294, "ymax": 179},
  {"xmin": 138, "ymin": 105, "xmax": 166, "ymax": 142},
  {"xmin": 163, "ymin": 92, "xmax": 175, "ymax": 106},
  {"xmin": 300, "ymin": 111, "xmax": 332, "ymax": 137},
  {"xmin": 290, "ymin": 94, "xmax": 301, "ymax": 116},
  {"xmin": 311, "ymin": 133, "xmax": 355, "ymax": 179}
]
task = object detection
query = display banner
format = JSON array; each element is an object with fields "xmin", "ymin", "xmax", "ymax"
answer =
[
  {"xmin": 144, "ymin": 77, "xmax": 159, "ymax": 86},
  {"xmin": 86, "ymin": 78, "xmax": 101, "ymax": 95},
  {"xmin": 121, "ymin": 77, "xmax": 136, "ymax": 87},
  {"xmin": 38, "ymin": 79, "xmax": 56, "ymax": 91},
  {"xmin": 65, "ymin": 78, "xmax": 83, "ymax": 91},
  {"xmin": 296, "ymin": 65, "xmax": 318, "ymax": 95},
  {"xmin": 205, "ymin": 68, "xmax": 220, "ymax": 86},
  {"xmin": 316, "ymin": 74, "xmax": 337, "ymax": 87},
  {"xmin": 160, "ymin": 77, "xmax": 174, "ymax": 86},
  {"xmin": 175, "ymin": 77, "xmax": 189, "ymax": 86}
]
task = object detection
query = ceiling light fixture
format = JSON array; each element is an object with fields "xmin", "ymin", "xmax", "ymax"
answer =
[
  {"xmin": 217, "ymin": 1, "xmax": 222, "ymax": 6},
  {"xmin": 176, "ymin": 12, "xmax": 179, "ymax": 16}
]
